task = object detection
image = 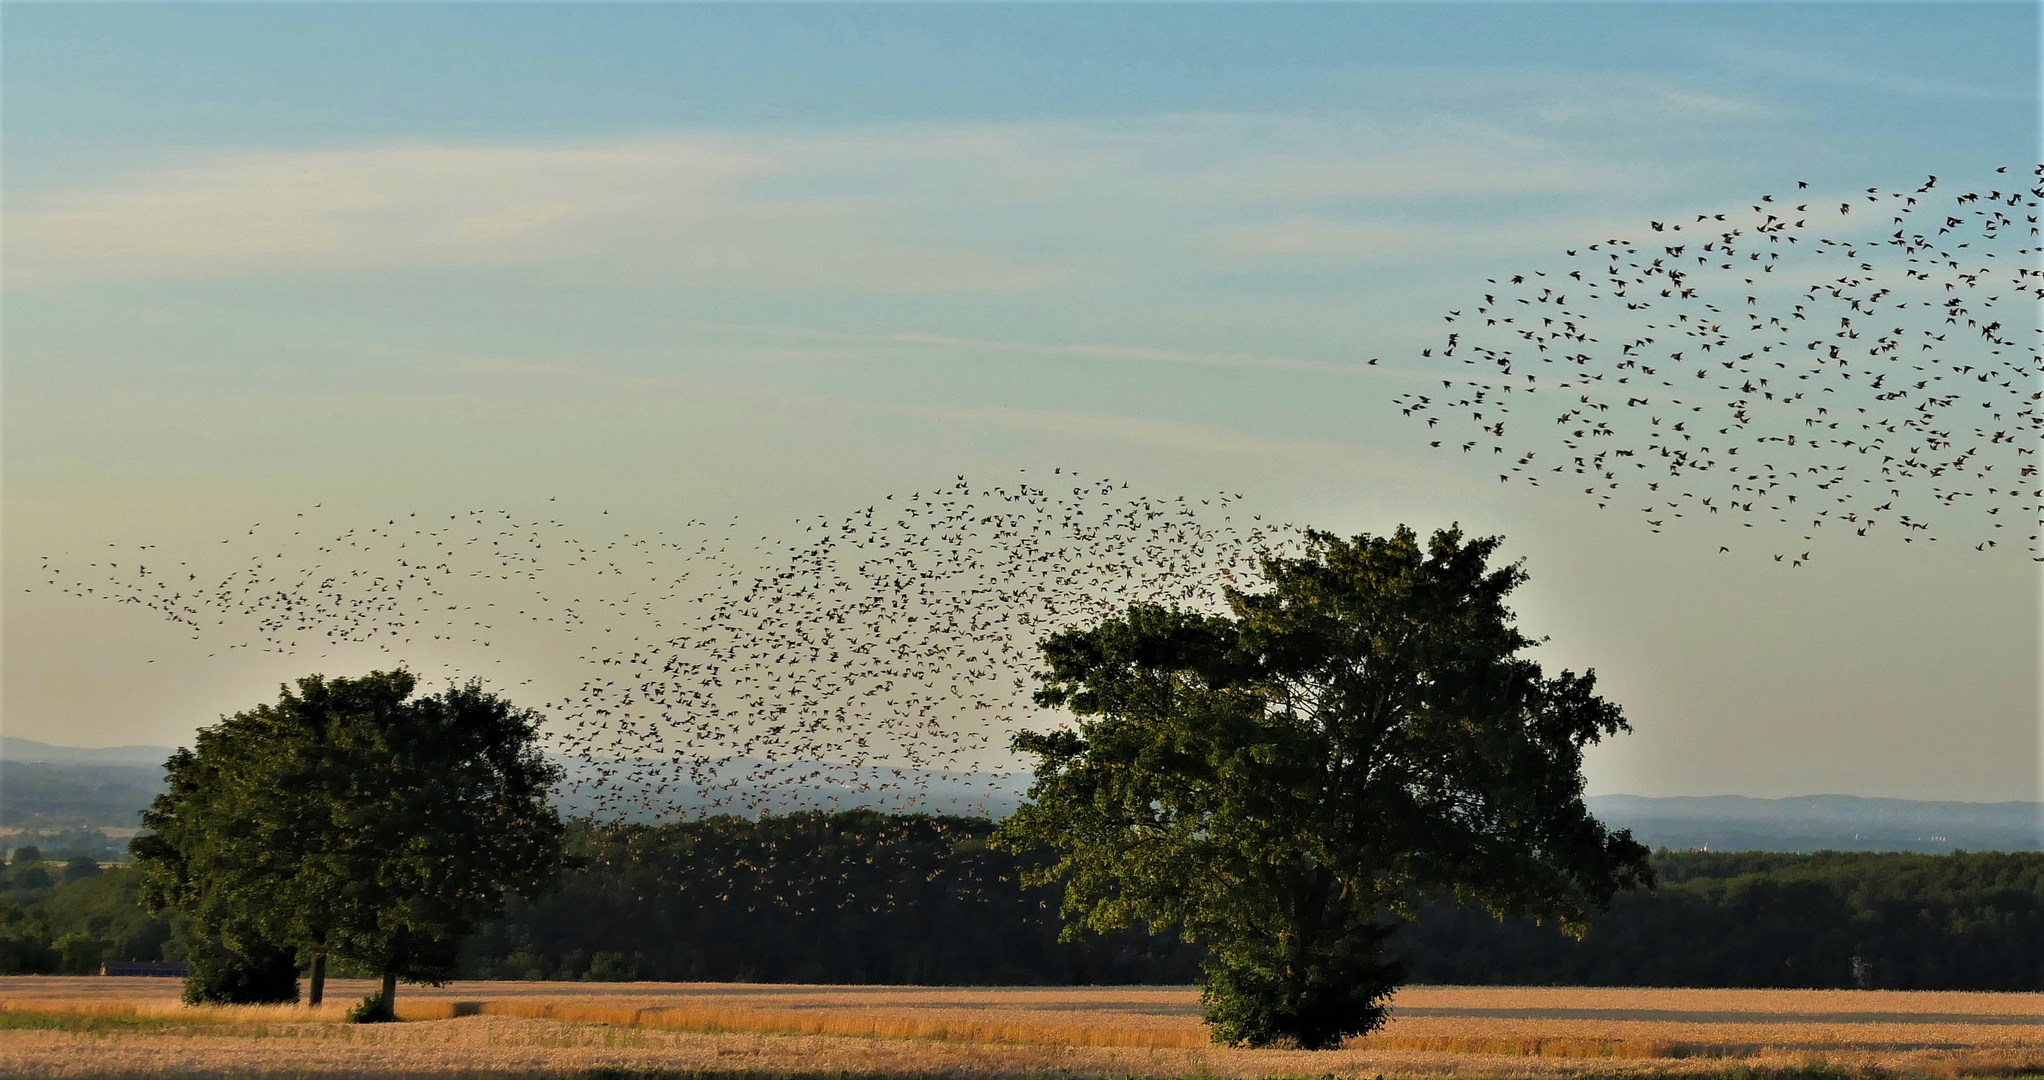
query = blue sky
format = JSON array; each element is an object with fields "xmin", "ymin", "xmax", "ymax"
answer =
[
  {"xmin": 4, "ymin": 3, "xmax": 2038, "ymax": 800},
  {"xmin": 7, "ymin": 5, "xmax": 2033, "ymax": 146}
]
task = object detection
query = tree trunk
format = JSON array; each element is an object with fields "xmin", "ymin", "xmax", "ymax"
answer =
[
  {"xmin": 379, "ymin": 970, "xmax": 397, "ymax": 1021},
  {"xmin": 308, "ymin": 953, "xmax": 325, "ymax": 1007}
]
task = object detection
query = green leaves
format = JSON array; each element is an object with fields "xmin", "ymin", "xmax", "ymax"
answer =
[
  {"xmin": 131, "ymin": 670, "xmax": 564, "ymax": 1002},
  {"xmin": 998, "ymin": 525, "xmax": 1654, "ymax": 1049}
]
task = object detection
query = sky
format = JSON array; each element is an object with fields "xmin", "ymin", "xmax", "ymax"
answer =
[{"xmin": 4, "ymin": 2, "xmax": 2039, "ymax": 802}]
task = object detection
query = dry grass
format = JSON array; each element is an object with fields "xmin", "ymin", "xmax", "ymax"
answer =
[
  {"xmin": 0, "ymin": 977, "xmax": 2037, "ymax": 1079},
  {"xmin": 0, "ymin": 994, "xmax": 357, "ymax": 1025},
  {"xmin": 392, "ymin": 997, "xmax": 1211, "ymax": 1048}
]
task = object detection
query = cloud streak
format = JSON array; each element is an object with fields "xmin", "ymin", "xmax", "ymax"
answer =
[
  {"xmin": 5, "ymin": 137, "xmax": 1072, "ymax": 292},
  {"xmin": 6, "ymin": 74, "xmax": 1772, "ymax": 290}
]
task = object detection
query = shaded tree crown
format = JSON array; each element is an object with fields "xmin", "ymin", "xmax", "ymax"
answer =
[{"xmin": 1002, "ymin": 525, "xmax": 1653, "ymax": 1048}]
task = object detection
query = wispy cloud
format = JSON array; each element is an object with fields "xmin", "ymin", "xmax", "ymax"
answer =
[
  {"xmin": 1206, "ymin": 219, "xmax": 1451, "ymax": 261},
  {"xmin": 9, "ymin": 141, "xmax": 759, "ymax": 283},
  {"xmin": 6, "ymin": 81, "xmax": 1768, "ymax": 290},
  {"xmin": 323, "ymin": 320, "xmax": 1380, "ymax": 383},
  {"xmin": 4, "ymin": 137, "xmax": 1074, "ymax": 291},
  {"xmin": 1707, "ymin": 40, "xmax": 2033, "ymax": 105},
  {"xmin": 1333, "ymin": 67, "xmax": 1773, "ymax": 132},
  {"xmin": 872, "ymin": 330, "xmax": 1372, "ymax": 376},
  {"xmin": 864, "ymin": 399, "xmax": 1444, "ymax": 485}
]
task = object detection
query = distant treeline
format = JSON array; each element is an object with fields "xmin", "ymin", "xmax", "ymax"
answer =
[
  {"xmin": 0, "ymin": 854, "xmax": 168, "ymax": 975},
  {"xmin": 1398, "ymin": 849, "xmax": 2042, "ymax": 990},
  {"xmin": 463, "ymin": 813, "xmax": 1199, "ymax": 985},
  {"xmin": 5, "ymin": 811, "xmax": 2039, "ymax": 989}
]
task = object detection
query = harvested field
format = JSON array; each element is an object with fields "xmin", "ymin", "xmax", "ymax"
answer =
[{"xmin": 1, "ymin": 977, "xmax": 2038, "ymax": 1079}]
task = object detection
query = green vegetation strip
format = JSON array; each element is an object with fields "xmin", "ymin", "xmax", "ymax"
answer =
[{"xmin": 0, "ymin": 1010, "xmax": 189, "ymax": 1033}]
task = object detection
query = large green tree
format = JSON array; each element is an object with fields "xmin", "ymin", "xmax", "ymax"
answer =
[
  {"xmin": 132, "ymin": 671, "xmax": 564, "ymax": 1018},
  {"xmin": 997, "ymin": 526, "xmax": 1654, "ymax": 1049}
]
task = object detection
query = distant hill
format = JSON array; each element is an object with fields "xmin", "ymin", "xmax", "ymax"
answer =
[
  {"xmin": 1586, "ymin": 793, "xmax": 2043, "ymax": 853},
  {"xmin": 2, "ymin": 739, "xmax": 2036, "ymax": 851},
  {"xmin": 0, "ymin": 739, "xmax": 178, "ymax": 831},
  {"xmin": 0, "ymin": 737, "xmax": 175, "ymax": 768},
  {"xmin": 0, "ymin": 762, "xmax": 167, "ymax": 830}
]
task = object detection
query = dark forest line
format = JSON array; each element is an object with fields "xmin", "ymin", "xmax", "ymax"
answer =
[{"xmin": 5, "ymin": 811, "xmax": 2039, "ymax": 989}]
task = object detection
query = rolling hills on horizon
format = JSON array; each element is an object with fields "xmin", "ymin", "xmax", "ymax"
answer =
[{"xmin": 3, "ymin": 738, "xmax": 2036, "ymax": 852}]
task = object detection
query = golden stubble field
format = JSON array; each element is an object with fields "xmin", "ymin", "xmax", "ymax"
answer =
[{"xmin": 1, "ymin": 977, "xmax": 2038, "ymax": 1080}]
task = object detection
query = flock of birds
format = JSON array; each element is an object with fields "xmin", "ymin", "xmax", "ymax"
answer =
[
  {"xmin": 1396, "ymin": 167, "xmax": 2041, "ymax": 564},
  {"xmin": 555, "ymin": 475, "xmax": 1297, "ymax": 817},
  {"xmin": 39, "ymin": 473, "xmax": 1294, "ymax": 817},
  {"xmin": 35, "ymin": 165, "xmax": 2042, "ymax": 818}
]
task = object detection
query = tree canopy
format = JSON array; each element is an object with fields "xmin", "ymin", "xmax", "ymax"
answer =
[
  {"xmin": 997, "ymin": 526, "xmax": 1654, "ymax": 1048},
  {"xmin": 132, "ymin": 670, "xmax": 563, "ymax": 1015}
]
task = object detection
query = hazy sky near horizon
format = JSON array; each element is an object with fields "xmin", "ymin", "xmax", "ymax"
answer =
[{"xmin": 5, "ymin": 3, "xmax": 2038, "ymax": 801}]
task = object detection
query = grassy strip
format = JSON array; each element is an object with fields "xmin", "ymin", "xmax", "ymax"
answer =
[{"xmin": 0, "ymin": 1010, "xmax": 190, "ymax": 1034}]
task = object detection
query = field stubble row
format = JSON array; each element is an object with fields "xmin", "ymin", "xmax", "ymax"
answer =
[{"xmin": 0, "ymin": 979, "xmax": 2037, "ymax": 1079}]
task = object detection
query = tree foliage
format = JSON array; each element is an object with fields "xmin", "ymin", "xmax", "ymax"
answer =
[
  {"xmin": 998, "ymin": 526, "xmax": 1654, "ymax": 1048},
  {"xmin": 131, "ymin": 670, "xmax": 564, "ymax": 1015}
]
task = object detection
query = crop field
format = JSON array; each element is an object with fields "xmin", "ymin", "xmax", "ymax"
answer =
[{"xmin": 1, "ymin": 977, "xmax": 2038, "ymax": 1080}]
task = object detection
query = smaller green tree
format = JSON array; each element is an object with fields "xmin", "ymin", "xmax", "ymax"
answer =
[
  {"xmin": 132, "ymin": 721, "xmax": 305, "ymax": 1004},
  {"xmin": 998, "ymin": 526, "xmax": 1654, "ymax": 1048},
  {"xmin": 133, "ymin": 671, "xmax": 564, "ymax": 1018}
]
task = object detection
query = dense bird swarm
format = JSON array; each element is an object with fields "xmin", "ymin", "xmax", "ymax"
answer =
[
  {"xmin": 1397, "ymin": 167, "xmax": 2042, "ymax": 564},
  {"xmin": 35, "ymin": 168, "xmax": 2037, "ymax": 819},
  {"xmin": 37, "ymin": 473, "xmax": 1295, "ymax": 819}
]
